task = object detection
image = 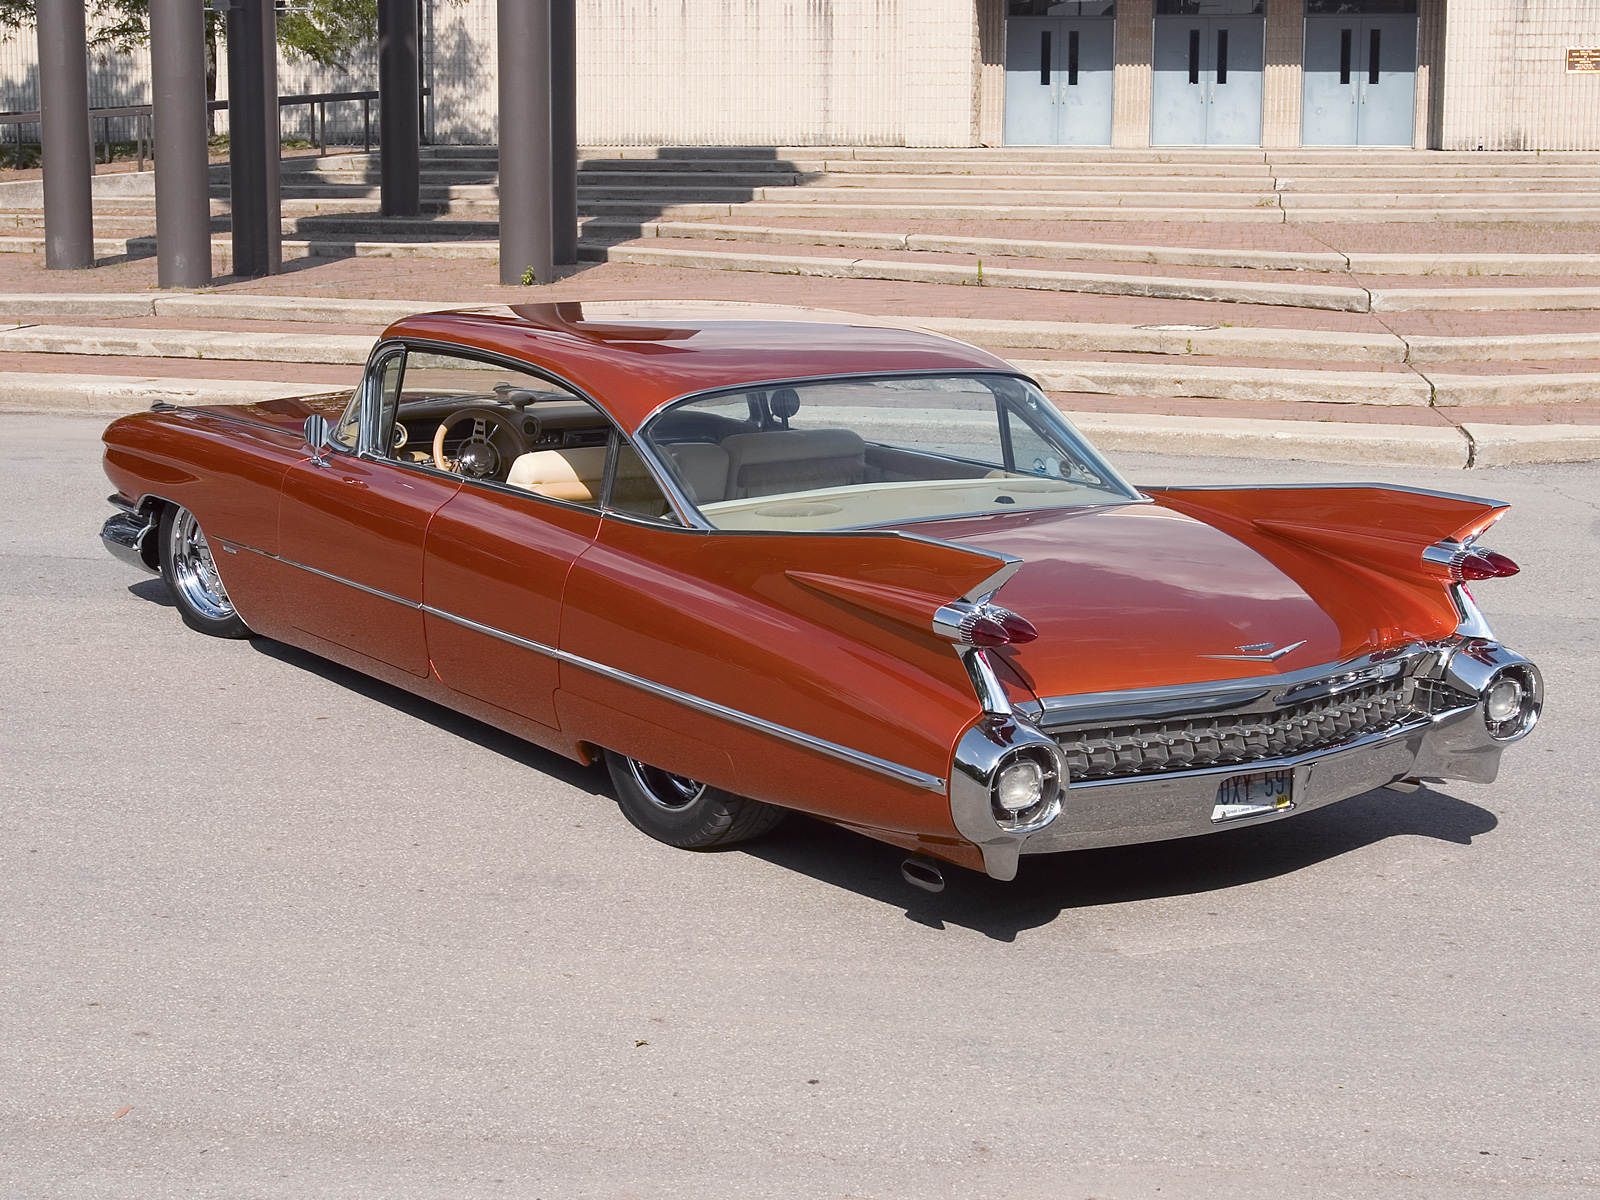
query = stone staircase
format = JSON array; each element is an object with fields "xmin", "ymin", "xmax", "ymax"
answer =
[{"xmin": 1, "ymin": 145, "xmax": 1595, "ymax": 466}]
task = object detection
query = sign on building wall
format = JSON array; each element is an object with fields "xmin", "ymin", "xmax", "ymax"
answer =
[{"xmin": 1566, "ymin": 48, "xmax": 1600, "ymax": 73}]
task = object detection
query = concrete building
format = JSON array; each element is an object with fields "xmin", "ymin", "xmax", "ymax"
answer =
[{"xmin": 3, "ymin": 0, "xmax": 1598, "ymax": 151}]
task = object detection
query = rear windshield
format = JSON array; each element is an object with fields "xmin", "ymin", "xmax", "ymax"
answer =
[{"xmin": 640, "ymin": 373, "xmax": 1139, "ymax": 531}]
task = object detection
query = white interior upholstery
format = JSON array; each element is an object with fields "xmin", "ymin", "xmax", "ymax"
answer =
[
  {"xmin": 506, "ymin": 447, "xmax": 608, "ymax": 503},
  {"xmin": 717, "ymin": 429, "xmax": 868, "ymax": 499},
  {"xmin": 664, "ymin": 442, "xmax": 732, "ymax": 504}
]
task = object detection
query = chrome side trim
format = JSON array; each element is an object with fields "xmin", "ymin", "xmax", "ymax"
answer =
[
  {"xmin": 229, "ymin": 542, "xmax": 945, "ymax": 793},
  {"xmin": 1149, "ymin": 481, "xmax": 1509, "ymax": 509},
  {"xmin": 962, "ymin": 557, "xmax": 1022, "ymax": 603}
]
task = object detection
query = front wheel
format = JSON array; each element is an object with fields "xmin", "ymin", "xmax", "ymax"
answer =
[
  {"xmin": 159, "ymin": 504, "xmax": 250, "ymax": 639},
  {"xmin": 604, "ymin": 750, "xmax": 786, "ymax": 849}
]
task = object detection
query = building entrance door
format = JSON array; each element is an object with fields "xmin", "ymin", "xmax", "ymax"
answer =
[
  {"xmin": 1004, "ymin": 9, "xmax": 1117, "ymax": 145},
  {"xmin": 1151, "ymin": 9, "xmax": 1265, "ymax": 146},
  {"xmin": 1302, "ymin": 10, "xmax": 1418, "ymax": 146}
]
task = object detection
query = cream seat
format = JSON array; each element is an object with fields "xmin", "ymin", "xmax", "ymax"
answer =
[
  {"xmin": 663, "ymin": 442, "xmax": 731, "ymax": 504},
  {"xmin": 506, "ymin": 447, "xmax": 607, "ymax": 504},
  {"xmin": 718, "ymin": 429, "xmax": 867, "ymax": 499}
]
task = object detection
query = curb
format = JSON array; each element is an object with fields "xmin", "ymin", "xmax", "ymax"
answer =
[
  {"xmin": 1016, "ymin": 359, "xmax": 1432, "ymax": 406},
  {"xmin": 0, "ymin": 325, "xmax": 373, "ymax": 365},
  {"xmin": 1064, "ymin": 411, "xmax": 1472, "ymax": 469},
  {"xmin": 0, "ymin": 373, "xmax": 324, "ymax": 414}
]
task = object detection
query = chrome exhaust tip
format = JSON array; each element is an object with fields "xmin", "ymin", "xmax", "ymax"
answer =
[{"xmin": 901, "ymin": 854, "xmax": 945, "ymax": 894}]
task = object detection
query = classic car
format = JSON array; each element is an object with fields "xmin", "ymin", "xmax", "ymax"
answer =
[{"xmin": 99, "ymin": 301, "xmax": 1542, "ymax": 890}]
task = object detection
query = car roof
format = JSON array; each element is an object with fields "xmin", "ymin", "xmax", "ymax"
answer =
[{"xmin": 380, "ymin": 301, "xmax": 1021, "ymax": 434}]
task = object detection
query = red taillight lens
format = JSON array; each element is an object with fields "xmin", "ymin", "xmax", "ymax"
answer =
[
  {"xmin": 968, "ymin": 609, "xmax": 1039, "ymax": 647},
  {"xmin": 1459, "ymin": 549, "xmax": 1520, "ymax": 581}
]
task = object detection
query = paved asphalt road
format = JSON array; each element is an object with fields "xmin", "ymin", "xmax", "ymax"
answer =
[{"xmin": 2, "ymin": 414, "xmax": 1596, "ymax": 1200}]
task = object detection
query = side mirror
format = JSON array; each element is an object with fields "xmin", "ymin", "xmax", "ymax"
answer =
[{"xmin": 303, "ymin": 414, "xmax": 332, "ymax": 465}]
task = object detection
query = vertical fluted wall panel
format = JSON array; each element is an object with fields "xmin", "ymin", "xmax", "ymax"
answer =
[
  {"xmin": 975, "ymin": 0, "xmax": 1006, "ymax": 145},
  {"xmin": 1261, "ymin": 0, "xmax": 1302, "ymax": 148},
  {"xmin": 1111, "ymin": 0, "xmax": 1152, "ymax": 147}
]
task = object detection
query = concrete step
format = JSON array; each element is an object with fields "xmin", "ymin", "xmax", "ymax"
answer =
[
  {"xmin": 79, "ymin": 191, "xmax": 1600, "ymax": 226},
  {"xmin": 580, "ymin": 242, "xmax": 1600, "ymax": 310},
  {"xmin": 7, "ymin": 294, "xmax": 1598, "ymax": 366},
  {"xmin": 3, "ymin": 318, "xmax": 1595, "ymax": 408},
  {"xmin": 586, "ymin": 219, "xmax": 1600, "ymax": 279}
]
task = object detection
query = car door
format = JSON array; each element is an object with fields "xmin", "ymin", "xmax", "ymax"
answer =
[
  {"xmin": 418, "ymin": 353, "xmax": 614, "ymax": 729},
  {"xmin": 277, "ymin": 345, "xmax": 462, "ymax": 677}
]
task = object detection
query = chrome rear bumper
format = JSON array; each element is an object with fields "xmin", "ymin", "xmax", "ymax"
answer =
[
  {"xmin": 977, "ymin": 639, "xmax": 1541, "ymax": 866},
  {"xmin": 1021, "ymin": 707, "xmax": 1473, "ymax": 855}
]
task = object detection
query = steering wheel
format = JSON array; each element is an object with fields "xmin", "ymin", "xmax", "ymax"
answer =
[{"xmin": 431, "ymin": 408, "xmax": 527, "ymax": 479}]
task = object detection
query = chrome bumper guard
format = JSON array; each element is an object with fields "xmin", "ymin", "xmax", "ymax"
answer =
[
  {"xmin": 101, "ymin": 496, "xmax": 160, "ymax": 575},
  {"xmin": 952, "ymin": 640, "xmax": 1542, "ymax": 877}
]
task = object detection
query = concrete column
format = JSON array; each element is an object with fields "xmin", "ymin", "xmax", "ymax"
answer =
[
  {"xmin": 1416, "ymin": 0, "xmax": 1446, "ymax": 149},
  {"xmin": 378, "ymin": 0, "xmax": 421, "ymax": 217},
  {"xmin": 550, "ymin": 0, "xmax": 577, "ymax": 265},
  {"xmin": 498, "ymin": 0, "xmax": 553, "ymax": 286},
  {"xmin": 1111, "ymin": 0, "xmax": 1153, "ymax": 148},
  {"xmin": 150, "ymin": 0, "xmax": 213, "ymax": 286},
  {"xmin": 225, "ymin": 0, "xmax": 279, "ymax": 277},
  {"xmin": 1262, "ymin": 0, "xmax": 1303, "ymax": 149},
  {"xmin": 261, "ymin": 0, "xmax": 280, "ymax": 268},
  {"xmin": 975, "ymin": 0, "xmax": 1005, "ymax": 146},
  {"xmin": 37, "ymin": 0, "xmax": 94, "ymax": 270}
]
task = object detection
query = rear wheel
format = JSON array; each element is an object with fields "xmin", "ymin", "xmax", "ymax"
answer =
[
  {"xmin": 159, "ymin": 504, "xmax": 250, "ymax": 639},
  {"xmin": 604, "ymin": 749, "xmax": 786, "ymax": 848}
]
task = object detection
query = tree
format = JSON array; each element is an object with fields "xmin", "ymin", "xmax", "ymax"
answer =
[{"xmin": 0, "ymin": 0, "xmax": 378, "ymax": 68}]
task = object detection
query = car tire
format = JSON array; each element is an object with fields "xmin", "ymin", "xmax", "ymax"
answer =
[
  {"xmin": 158, "ymin": 503, "xmax": 251, "ymax": 639},
  {"xmin": 604, "ymin": 749, "xmax": 786, "ymax": 849}
]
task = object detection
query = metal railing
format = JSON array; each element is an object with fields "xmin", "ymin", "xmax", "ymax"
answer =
[{"xmin": 0, "ymin": 88, "xmax": 405, "ymax": 170}]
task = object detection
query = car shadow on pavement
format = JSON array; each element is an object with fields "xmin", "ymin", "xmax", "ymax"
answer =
[
  {"xmin": 250, "ymin": 637, "xmax": 612, "ymax": 797},
  {"xmin": 127, "ymin": 578, "xmax": 174, "ymax": 607},
  {"xmin": 234, "ymin": 626, "xmax": 1499, "ymax": 944},
  {"xmin": 745, "ymin": 788, "xmax": 1499, "ymax": 942}
]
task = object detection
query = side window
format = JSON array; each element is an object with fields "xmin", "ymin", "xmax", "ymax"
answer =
[
  {"xmin": 607, "ymin": 441, "xmax": 679, "ymax": 523},
  {"xmin": 334, "ymin": 350, "xmax": 404, "ymax": 452},
  {"xmin": 331, "ymin": 387, "xmax": 362, "ymax": 450},
  {"xmin": 384, "ymin": 346, "xmax": 620, "ymax": 509}
]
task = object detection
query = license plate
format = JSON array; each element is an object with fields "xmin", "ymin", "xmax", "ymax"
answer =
[{"xmin": 1212, "ymin": 769, "xmax": 1296, "ymax": 823}]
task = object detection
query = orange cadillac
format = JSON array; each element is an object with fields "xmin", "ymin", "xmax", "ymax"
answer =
[{"xmin": 99, "ymin": 302, "xmax": 1542, "ymax": 890}]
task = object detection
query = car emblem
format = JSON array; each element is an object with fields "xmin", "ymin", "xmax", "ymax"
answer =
[{"xmin": 1201, "ymin": 639, "xmax": 1308, "ymax": 662}]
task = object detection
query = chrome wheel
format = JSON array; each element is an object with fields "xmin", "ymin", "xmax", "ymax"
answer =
[
  {"xmin": 166, "ymin": 507, "xmax": 234, "ymax": 621},
  {"xmin": 603, "ymin": 749, "xmax": 787, "ymax": 848},
  {"xmin": 626, "ymin": 757, "xmax": 709, "ymax": 811}
]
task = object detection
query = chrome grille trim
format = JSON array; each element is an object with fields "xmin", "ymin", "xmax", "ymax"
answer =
[
  {"xmin": 1055, "ymin": 677, "xmax": 1413, "ymax": 781},
  {"xmin": 1030, "ymin": 647, "xmax": 1471, "ymax": 783}
]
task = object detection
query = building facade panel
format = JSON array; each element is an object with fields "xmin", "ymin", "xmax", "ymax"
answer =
[
  {"xmin": 1, "ymin": 0, "xmax": 1597, "ymax": 152},
  {"xmin": 1441, "ymin": 0, "xmax": 1600, "ymax": 149}
]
